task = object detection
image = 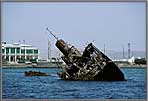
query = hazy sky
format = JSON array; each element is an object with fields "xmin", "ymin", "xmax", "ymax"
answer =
[{"xmin": 2, "ymin": 2, "xmax": 146, "ymax": 59}]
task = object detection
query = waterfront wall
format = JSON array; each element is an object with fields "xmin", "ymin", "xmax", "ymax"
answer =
[{"xmin": 2, "ymin": 63, "xmax": 146, "ymax": 68}]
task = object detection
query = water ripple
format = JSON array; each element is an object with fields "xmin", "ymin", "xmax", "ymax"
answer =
[{"xmin": 2, "ymin": 67, "xmax": 146, "ymax": 99}]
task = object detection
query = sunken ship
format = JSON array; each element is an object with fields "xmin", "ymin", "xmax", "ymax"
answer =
[{"xmin": 47, "ymin": 28, "xmax": 125, "ymax": 81}]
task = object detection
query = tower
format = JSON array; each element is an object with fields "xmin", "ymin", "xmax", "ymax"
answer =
[
  {"xmin": 128, "ymin": 43, "xmax": 131, "ymax": 59},
  {"xmin": 48, "ymin": 41, "xmax": 51, "ymax": 61},
  {"xmin": 122, "ymin": 45, "xmax": 125, "ymax": 59}
]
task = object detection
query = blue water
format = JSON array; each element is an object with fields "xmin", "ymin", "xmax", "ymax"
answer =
[{"xmin": 2, "ymin": 67, "xmax": 146, "ymax": 99}]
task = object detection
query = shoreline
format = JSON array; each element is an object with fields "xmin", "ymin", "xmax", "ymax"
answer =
[
  {"xmin": 117, "ymin": 64, "xmax": 146, "ymax": 68},
  {"xmin": 2, "ymin": 64, "xmax": 146, "ymax": 69},
  {"xmin": 2, "ymin": 64, "xmax": 62, "ymax": 68}
]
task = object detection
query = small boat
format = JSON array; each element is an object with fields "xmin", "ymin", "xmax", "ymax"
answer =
[{"xmin": 25, "ymin": 71, "xmax": 50, "ymax": 76}]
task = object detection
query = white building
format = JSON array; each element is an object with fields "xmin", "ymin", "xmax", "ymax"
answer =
[
  {"xmin": 113, "ymin": 56, "xmax": 135, "ymax": 64},
  {"xmin": 128, "ymin": 56, "xmax": 135, "ymax": 64},
  {"xmin": 2, "ymin": 42, "xmax": 39, "ymax": 63}
]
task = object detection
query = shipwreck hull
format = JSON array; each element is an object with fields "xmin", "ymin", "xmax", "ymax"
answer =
[
  {"xmin": 46, "ymin": 28, "xmax": 125, "ymax": 81},
  {"xmin": 58, "ymin": 62, "xmax": 124, "ymax": 81},
  {"xmin": 94, "ymin": 62, "xmax": 125, "ymax": 81},
  {"xmin": 56, "ymin": 40, "xmax": 125, "ymax": 81}
]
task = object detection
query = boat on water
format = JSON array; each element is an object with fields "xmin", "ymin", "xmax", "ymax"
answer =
[
  {"xmin": 46, "ymin": 28, "xmax": 125, "ymax": 81},
  {"xmin": 24, "ymin": 71, "xmax": 50, "ymax": 76}
]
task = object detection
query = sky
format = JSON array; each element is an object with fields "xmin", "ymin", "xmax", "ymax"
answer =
[{"xmin": 2, "ymin": 2, "xmax": 146, "ymax": 59}]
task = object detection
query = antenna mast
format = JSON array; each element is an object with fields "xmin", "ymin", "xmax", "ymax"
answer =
[{"xmin": 46, "ymin": 27, "xmax": 58, "ymax": 40}]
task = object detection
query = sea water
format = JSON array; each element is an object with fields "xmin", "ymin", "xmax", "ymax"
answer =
[{"xmin": 2, "ymin": 67, "xmax": 146, "ymax": 99}]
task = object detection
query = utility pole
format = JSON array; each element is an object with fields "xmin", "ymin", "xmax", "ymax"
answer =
[
  {"xmin": 122, "ymin": 45, "xmax": 125, "ymax": 59},
  {"xmin": 48, "ymin": 40, "xmax": 51, "ymax": 61},
  {"xmin": 104, "ymin": 44, "xmax": 105, "ymax": 54},
  {"xmin": 23, "ymin": 40, "xmax": 26, "ymax": 61}
]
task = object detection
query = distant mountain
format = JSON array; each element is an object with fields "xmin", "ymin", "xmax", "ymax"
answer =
[{"xmin": 105, "ymin": 50, "xmax": 146, "ymax": 60}]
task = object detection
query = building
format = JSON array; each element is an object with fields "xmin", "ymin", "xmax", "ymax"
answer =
[
  {"xmin": 113, "ymin": 56, "xmax": 136, "ymax": 65},
  {"xmin": 2, "ymin": 42, "xmax": 39, "ymax": 63},
  {"xmin": 128, "ymin": 56, "xmax": 135, "ymax": 64}
]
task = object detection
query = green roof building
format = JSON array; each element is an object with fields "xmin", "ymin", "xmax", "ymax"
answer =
[{"xmin": 2, "ymin": 42, "xmax": 39, "ymax": 63}]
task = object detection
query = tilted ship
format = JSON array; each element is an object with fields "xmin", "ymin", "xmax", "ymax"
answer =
[{"xmin": 46, "ymin": 28, "xmax": 125, "ymax": 81}]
